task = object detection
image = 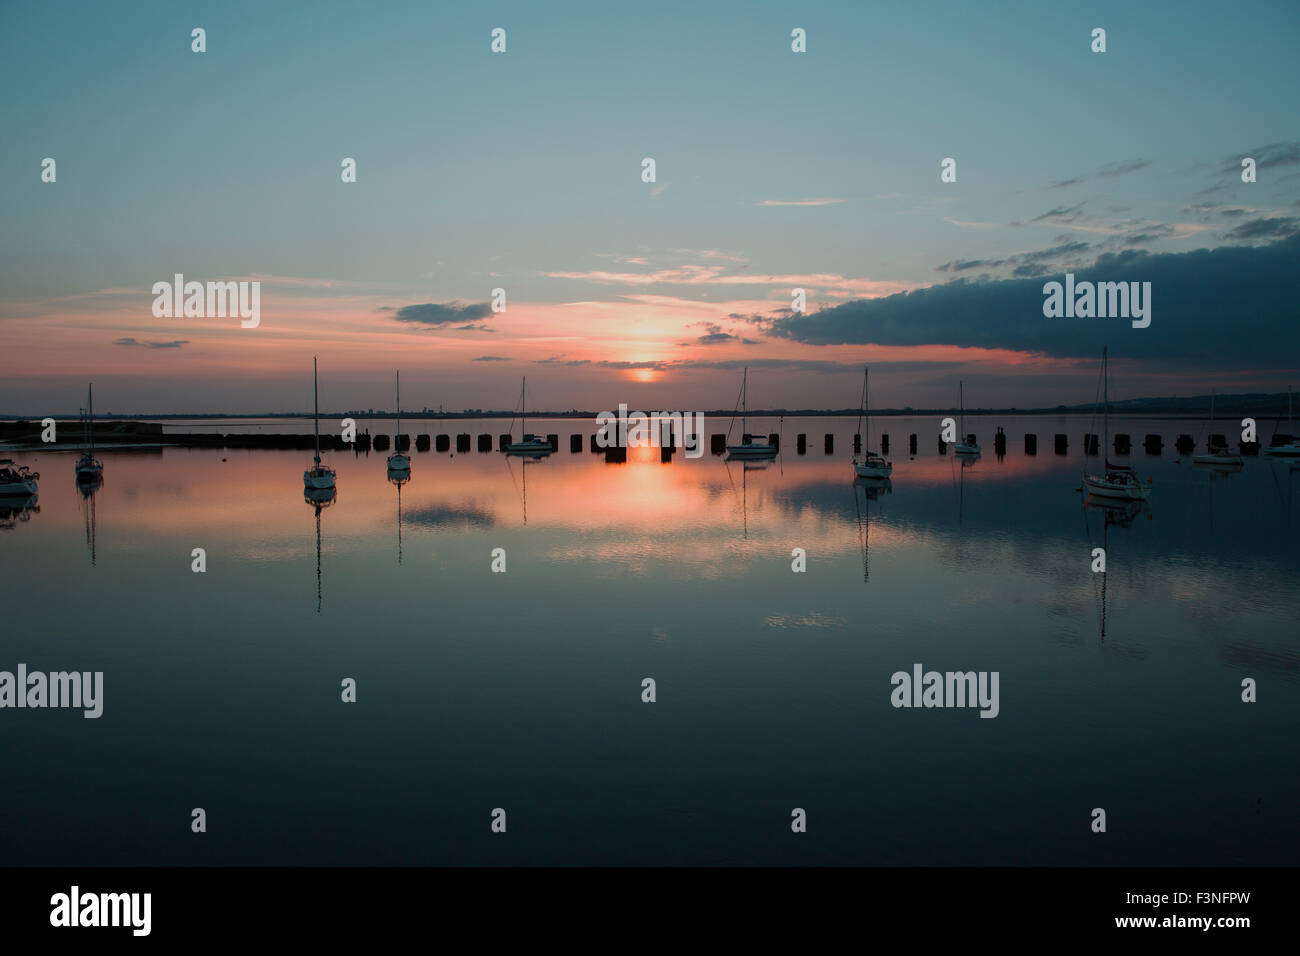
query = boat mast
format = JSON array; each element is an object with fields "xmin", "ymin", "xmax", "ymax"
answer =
[
  {"xmin": 1103, "ymin": 347, "xmax": 1109, "ymax": 464},
  {"xmin": 959, "ymin": 380, "xmax": 965, "ymax": 440},
  {"xmin": 865, "ymin": 367, "xmax": 871, "ymax": 452},
  {"xmin": 87, "ymin": 383, "xmax": 95, "ymax": 456},
  {"xmin": 856, "ymin": 366, "xmax": 867, "ymax": 457},
  {"xmin": 313, "ymin": 356, "xmax": 321, "ymax": 465},
  {"xmin": 742, "ymin": 367, "xmax": 748, "ymax": 439},
  {"xmin": 395, "ymin": 371, "xmax": 400, "ymax": 444},
  {"xmin": 522, "ymin": 376, "xmax": 527, "ymax": 438}
]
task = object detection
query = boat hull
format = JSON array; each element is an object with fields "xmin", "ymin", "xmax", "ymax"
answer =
[
  {"xmin": 1083, "ymin": 475, "xmax": 1149, "ymax": 500},
  {"xmin": 1192, "ymin": 453, "xmax": 1243, "ymax": 467},
  {"xmin": 506, "ymin": 442, "xmax": 552, "ymax": 457},
  {"xmin": 954, "ymin": 443, "xmax": 981, "ymax": 456},
  {"xmin": 0, "ymin": 480, "xmax": 38, "ymax": 496},
  {"xmin": 854, "ymin": 460, "xmax": 892, "ymax": 478},
  {"xmin": 1263, "ymin": 444, "xmax": 1300, "ymax": 457},
  {"xmin": 726, "ymin": 444, "xmax": 777, "ymax": 460},
  {"xmin": 304, "ymin": 471, "xmax": 336, "ymax": 490},
  {"xmin": 386, "ymin": 454, "xmax": 410, "ymax": 471}
]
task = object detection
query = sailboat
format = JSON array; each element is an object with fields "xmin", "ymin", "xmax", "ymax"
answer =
[
  {"xmin": 75, "ymin": 384, "xmax": 105, "ymax": 480},
  {"xmin": 303, "ymin": 357, "xmax": 337, "ymax": 491},
  {"xmin": 953, "ymin": 381, "xmax": 980, "ymax": 455},
  {"xmin": 505, "ymin": 376, "xmax": 553, "ymax": 456},
  {"xmin": 0, "ymin": 459, "xmax": 39, "ymax": 496},
  {"xmin": 1192, "ymin": 390, "xmax": 1243, "ymax": 467},
  {"xmin": 386, "ymin": 371, "xmax": 411, "ymax": 473},
  {"xmin": 853, "ymin": 365, "xmax": 892, "ymax": 478},
  {"xmin": 726, "ymin": 367, "xmax": 777, "ymax": 460},
  {"xmin": 1263, "ymin": 385, "xmax": 1300, "ymax": 457},
  {"xmin": 1082, "ymin": 347, "xmax": 1150, "ymax": 501}
]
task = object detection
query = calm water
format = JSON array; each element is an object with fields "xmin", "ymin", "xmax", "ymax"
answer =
[{"xmin": 2, "ymin": 415, "xmax": 1297, "ymax": 865}]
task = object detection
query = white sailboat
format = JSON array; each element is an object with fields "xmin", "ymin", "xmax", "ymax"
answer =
[
  {"xmin": 1082, "ymin": 347, "xmax": 1150, "ymax": 501},
  {"xmin": 303, "ymin": 357, "xmax": 337, "ymax": 491},
  {"xmin": 75, "ymin": 383, "xmax": 104, "ymax": 480},
  {"xmin": 726, "ymin": 367, "xmax": 778, "ymax": 460},
  {"xmin": 1263, "ymin": 385, "xmax": 1300, "ymax": 457},
  {"xmin": 505, "ymin": 376, "xmax": 553, "ymax": 456},
  {"xmin": 853, "ymin": 365, "xmax": 892, "ymax": 478},
  {"xmin": 386, "ymin": 370, "xmax": 411, "ymax": 473},
  {"xmin": 1192, "ymin": 390, "xmax": 1243, "ymax": 466},
  {"xmin": 953, "ymin": 381, "xmax": 980, "ymax": 455},
  {"xmin": 0, "ymin": 459, "xmax": 39, "ymax": 496}
]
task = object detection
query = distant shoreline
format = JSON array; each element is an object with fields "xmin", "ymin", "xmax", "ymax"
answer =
[{"xmin": 2, "ymin": 392, "xmax": 1296, "ymax": 422}]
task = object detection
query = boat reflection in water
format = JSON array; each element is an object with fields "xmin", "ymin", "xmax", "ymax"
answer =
[
  {"xmin": 1083, "ymin": 495, "xmax": 1150, "ymax": 643},
  {"xmin": 76, "ymin": 473, "xmax": 102, "ymax": 565},
  {"xmin": 305, "ymin": 485, "xmax": 337, "ymax": 613},
  {"xmin": 0, "ymin": 494, "xmax": 39, "ymax": 532},
  {"xmin": 853, "ymin": 475, "xmax": 892, "ymax": 583},
  {"xmin": 388, "ymin": 465, "xmax": 409, "ymax": 565}
]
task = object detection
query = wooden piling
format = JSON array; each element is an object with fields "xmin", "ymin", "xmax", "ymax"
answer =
[
  {"xmin": 1054, "ymin": 434, "xmax": 1068, "ymax": 455},
  {"xmin": 1113, "ymin": 434, "xmax": 1131, "ymax": 454},
  {"xmin": 1024, "ymin": 433, "xmax": 1037, "ymax": 455},
  {"xmin": 909, "ymin": 433, "xmax": 917, "ymax": 455},
  {"xmin": 797, "ymin": 433, "xmax": 807, "ymax": 454},
  {"xmin": 711, "ymin": 433, "xmax": 726, "ymax": 455},
  {"xmin": 570, "ymin": 434, "xmax": 582, "ymax": 453},
  {"xmin": 546, "ymin": 433, "xmax": 559, "ymax": 451},
  {"xmin": 824, "ymin": 433, "xmax": 833, "ymax": 454},
  {"xmin": 456, "ymin": 433, "xmax": 470, "ymax": 452},
  {"xmin": 435, "ymin": 434, "xmax": 450, "ymax": 452},
  {"xmin": 477, "ymin": 434, "xmax": 492, "ymax": 452},
  {"xmin": 1143, "ymin": 434, "xmax": 1163, "ymax": 454},
  {"xmin": 374, "ymin": 434, "xmax": 390, "ymax": 451},
  {"xmin": 415, "ymin": 434, "xmax": 430, "ymax": 452}
]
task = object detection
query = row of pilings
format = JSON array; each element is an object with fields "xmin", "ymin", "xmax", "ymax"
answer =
[
  {"xmin": 3, "ymin": 420, "xmax": 1277, "ymax": 456},
  {"xmin": 319, "ymin": 429, "xmax": 1273, "ymax": 457}
]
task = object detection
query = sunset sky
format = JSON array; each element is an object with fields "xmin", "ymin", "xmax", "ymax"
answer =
[{"xmin": 2, "ymin": 0, "xmax": 1298, "ymax": 415}]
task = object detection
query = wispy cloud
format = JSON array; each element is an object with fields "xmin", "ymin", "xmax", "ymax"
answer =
[
  {"xmin": 1048, "ymin": 159, "xmax": 1150, "ymax": 189},
  {"xmin": 1218, "ymin": 142, "xmax": 1300, "ymax": 175},
  {"xmin": 758, "ymin": 198, "xmax": 849, "ymax": 207},
  {"xmin": 472, "ymin": 355, "xmax": 511, "ymax": 362},
  {"xmin": 543, "ymin": 265, "xmax": 909, "ymax": 297},
  {"xmin": 114, "ymin": 337, "xmax": 188, "ymax": 349},
  {"xmin": 1225, "ymin": 217, "xmax": 1300, "ymax": 241},
  {"xmin": 943, "ymin": 217, "xmax": 1001, "ymax": 230}
]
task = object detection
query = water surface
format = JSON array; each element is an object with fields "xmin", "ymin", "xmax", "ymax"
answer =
[{"xmin": 2, "ymin": 415, "xmax": 1297, "ymax": 865}]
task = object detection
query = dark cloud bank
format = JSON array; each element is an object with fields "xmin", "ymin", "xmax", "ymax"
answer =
[{"xmin": 769, "ymin": 236, "xmax": 1300, "ymax": 366}]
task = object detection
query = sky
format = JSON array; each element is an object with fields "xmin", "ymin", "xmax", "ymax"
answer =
[{"xmin": 1, "ymin": 0, "xmax": 1298, "ymax": 415}]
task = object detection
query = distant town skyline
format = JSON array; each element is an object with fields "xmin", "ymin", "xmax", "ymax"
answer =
[{"xmin": 2, "ymin": 0, "xmax": 1297, "ymax": 415}]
